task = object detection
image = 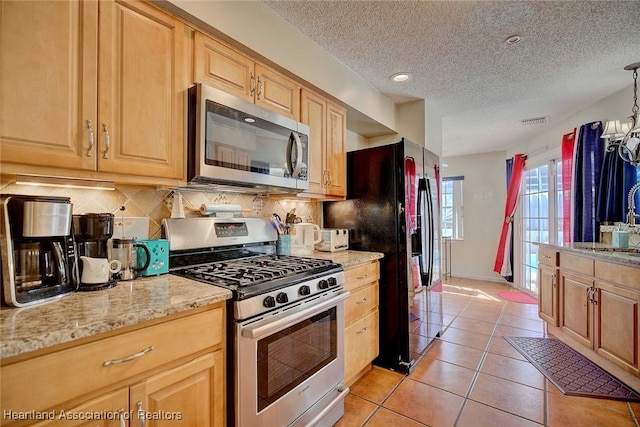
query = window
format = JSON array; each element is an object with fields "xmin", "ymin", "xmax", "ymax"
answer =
[
  {"xmin": 520, "ymin": 159, "xmax": 562, "ymax": 295},
  {"xmin": 441, "ymin": 176, "xmax": 464, "ymax": 240}
]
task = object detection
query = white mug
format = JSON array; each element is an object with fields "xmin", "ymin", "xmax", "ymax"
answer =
[{"xmin": 80, "ymin": 256, "xmax": 121, "ymax": 284}]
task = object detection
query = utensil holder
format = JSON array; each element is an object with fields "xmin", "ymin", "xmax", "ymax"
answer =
[{"xmin": 276, "ymin": 235, "xmax": 291, "ymax": 256}]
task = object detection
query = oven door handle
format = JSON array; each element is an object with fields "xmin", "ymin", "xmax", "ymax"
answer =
[{"xmin": 241, "ymin": 291, "xmax": 350, "ymax": 340}]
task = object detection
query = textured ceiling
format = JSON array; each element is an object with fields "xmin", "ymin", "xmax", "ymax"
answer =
[{"xmin": 262, "ymin": 0, "xmax": 640, "ymax": 157}]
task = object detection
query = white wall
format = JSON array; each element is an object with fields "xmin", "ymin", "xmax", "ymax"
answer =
[
  {"xmin": 441, "ymin": 151, "xmax": 507, "ymax": 282},
  {"xmin": 507, "ymin": 85, "xmax": 632, "ymax": 159}
]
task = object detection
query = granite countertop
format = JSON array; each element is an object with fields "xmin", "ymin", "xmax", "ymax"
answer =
[
  {"xmin": 306, "ymin": 250, "xmax": 384, "ymax": 268},
  {"xmin": 0, "ymin": 275, "xmax": 232, "ymax": 360},
  {"xmin": 538, "ymin": 242, "xmax": 640, "ymax": 266}
]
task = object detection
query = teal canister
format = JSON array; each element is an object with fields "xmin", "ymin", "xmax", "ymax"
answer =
[{"xmin": 136, "ymin": 239, "xmax": 169, "ymax": 276}]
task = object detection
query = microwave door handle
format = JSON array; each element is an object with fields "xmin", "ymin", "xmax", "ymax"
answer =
[{"xmin": 286, "ymin": 132, "xmax": 303, "ymax": 178}]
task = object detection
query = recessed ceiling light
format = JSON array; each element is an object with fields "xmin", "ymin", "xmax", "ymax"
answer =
[
  {"xmin": 505, "ymin": 35, "xmax": 522, "ymax": 45},
  {"xmin": 391, "ymin": 73, "xmax": 411, "ymax": 82}
]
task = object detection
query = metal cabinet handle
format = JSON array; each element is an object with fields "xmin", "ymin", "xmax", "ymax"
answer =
[
  {"xmin": 86, "ymin": 120, "xmax": 94, "ymax": 156},
  {"xmin": 137, "ymin": 401, "xmax": 145, "ymax": 427},
  {"xmin": 103, "ymin": 346, "xmax": 153, "ymax": 366},
  {"xmin": 118, "ymin": 409, "xmax": 126, "ymax": 427},
  {"xmin": 102, "ymin": 123, "xmax": 111, "ymax": 159},
  {"xmin": 250, "ymin": 74, "xmax": 256, "ymax": 96},
  {"xmin": 356, "ymin": 274, "xmax": 368, "ymax": 280},
  {"xmin": 356, "ymin": 297, "xmax": 367, "ymax": 304},
  {"xmin": 356, "ymin": 327, "xmax": 368, "ymax": 334},
  {"xmin": 257, "ymin": 77, "xmax": 263, "ymax": 100},
  {"xmin": 326, "ymin": 171, "xmax": 332, "ymax": 187},
  {"xmin": 551, "ymin": 276, "xmax": 556, "ymax": 288},
  {"xmin": 591, "ymin": 288, "xmax": 598, "ymax": 305}
]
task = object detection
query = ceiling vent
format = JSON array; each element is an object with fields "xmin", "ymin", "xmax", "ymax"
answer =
[{"xmin": 521, "ymin": 116, "xmax": 549, "ymax": 126}]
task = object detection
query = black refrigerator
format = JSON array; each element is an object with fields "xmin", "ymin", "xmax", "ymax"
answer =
[{"xmin": 323, "ymin": 138, "xmax": 442, "ymax": 373}]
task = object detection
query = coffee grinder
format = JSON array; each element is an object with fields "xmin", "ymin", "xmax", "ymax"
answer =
[{"xmin": 73, "ymin": 213, "xmax": 116, "ymax": 290}]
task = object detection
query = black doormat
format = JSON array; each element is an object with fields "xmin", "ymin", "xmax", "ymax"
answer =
[{"xmin": 505, "ymin": 336, "xmax": 640, "ymax": 402}]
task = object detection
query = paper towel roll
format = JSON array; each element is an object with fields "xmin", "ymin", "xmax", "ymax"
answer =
[{"xmin": 199, "ymin": 204, "xmax": 243, "ymax": 216}]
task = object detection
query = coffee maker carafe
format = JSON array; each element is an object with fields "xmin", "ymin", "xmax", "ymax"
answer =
[
  {"xmin": 73, "ymin": 213, "xmax": 116, "ymax": 290},
  {"xmin": 0, "ymin": 195, "xmax": 78, "ymax": 307}
]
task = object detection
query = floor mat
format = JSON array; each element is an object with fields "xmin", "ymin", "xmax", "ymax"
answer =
[
  {"xmin": 497, "ymin": 290, "xmax": 538, "ymax": 304},
  {"xmin": 505, "ymin": 337, "xmax": 640, "ymax": 401}
]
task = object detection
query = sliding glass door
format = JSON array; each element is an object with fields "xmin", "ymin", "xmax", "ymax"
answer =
[{"xmin": 520, "ymin": 159, "xmax": 563, "ymax": 295}]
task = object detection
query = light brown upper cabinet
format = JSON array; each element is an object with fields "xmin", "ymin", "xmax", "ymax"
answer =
[
  {"xmin": 194, "ymin": 32, "xmax": 300, "ymax": 120},
  {"xmin": 300, "ymin": 89, "xmax": 346, "ymax": 199},
  {"xmin": 0, "ymin": 0, "xmax": 186, "ymax": 182}
]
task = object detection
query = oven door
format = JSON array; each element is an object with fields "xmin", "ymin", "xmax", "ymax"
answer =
[{"xmin": 236, "ymin": 290, "xmax": 349, "ymax": 427}]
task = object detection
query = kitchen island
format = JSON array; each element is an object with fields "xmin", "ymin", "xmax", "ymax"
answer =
[
  {"xmin": 537, "ymin": 242, "xmax": 640, "ymax": 384},
  {"xmin": 0, "ymin": 275, "xmax": 231, "ymax": 427}
]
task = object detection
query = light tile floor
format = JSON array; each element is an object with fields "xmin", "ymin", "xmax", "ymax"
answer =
[{"xmin": 335, "ymin": 277, "xmax": 640, "ymax": 427}]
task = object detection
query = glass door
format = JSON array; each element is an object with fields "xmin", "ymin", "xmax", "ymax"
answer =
[{"xmin": 520, "ymin": 159, "xmax": 563, "ymax": 295}]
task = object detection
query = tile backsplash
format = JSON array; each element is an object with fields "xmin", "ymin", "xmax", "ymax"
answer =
[{"xmin": 0, "ymin": 178, "xmax": 319, "ymax": 239}]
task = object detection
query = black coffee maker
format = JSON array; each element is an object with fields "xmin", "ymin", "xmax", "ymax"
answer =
[
  {"xmin": 73, "ymin": 213, "xmax": 115, "ymax": 291},
  {"xmin": 0, "ymin": 195, "xmax": 79, "ymax": 307}
]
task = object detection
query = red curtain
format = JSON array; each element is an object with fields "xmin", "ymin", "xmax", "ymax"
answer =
[
  {"xmin": 493, "ymin": 154, "xmax": 527, "ymax": 277},
  {"xmin": 561, "ymin": 129, "xmax": 576, "ymax": 245}
]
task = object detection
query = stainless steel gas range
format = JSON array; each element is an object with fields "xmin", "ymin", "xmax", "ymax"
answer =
[{"xmin": 163, "ymin": 217, "xmax": 349, "ymax": 427}]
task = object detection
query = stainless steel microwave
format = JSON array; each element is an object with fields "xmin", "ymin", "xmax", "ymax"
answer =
[{"xmin": 187, "ymin": 83, "xmax": 309, "ymax": 193}]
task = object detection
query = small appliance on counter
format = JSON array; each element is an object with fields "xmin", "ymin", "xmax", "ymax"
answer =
[
  {"xmin": 73, "ymin": 213, "xmax": 117, "ymax": 291},
  {"xmin": 0, "ymin": 195, "xmax": 79, "ymax": 307},
  {"xmin": 316, "ymin": 228, "xmax": 349, "ymax": 252},
  {"xmin": 111, "ymin": 238, "xmax": 150, "ymax": 281},
  {"xmin": 136, "ymin": 239, "xmax": 169, "ymax": 276},
  {"xmin": 291, "ymin": 223, "xmax": 321, "ymax": 255}
]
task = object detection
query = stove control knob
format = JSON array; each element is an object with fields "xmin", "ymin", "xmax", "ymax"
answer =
[
  {"xmin": 299, "ymin": 285, "xmax": 311, "ymax": 296},
  {"xmin": 328, "ymin": 277, "xmax": 338, "ymax": 287},
  {"xmin": 263, "ymin": 296, "xmax": 276, "ymax": 308},
  {"xmin": 276, "ymin": 292, "xmax": 289, "ymax": 303},
  {"xmin": 318, "ymin": 279, "xmax": 329, "ymax": 289}
]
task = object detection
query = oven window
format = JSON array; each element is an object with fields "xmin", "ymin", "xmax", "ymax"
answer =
[{"xmin": 256, "ymin": 307, "xmax": 337, "ymax": 412}]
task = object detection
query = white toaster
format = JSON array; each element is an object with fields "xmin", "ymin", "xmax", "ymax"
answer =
[{"xmin": 316, "ymin": 228, "xmax": 349, "ymax": 252}]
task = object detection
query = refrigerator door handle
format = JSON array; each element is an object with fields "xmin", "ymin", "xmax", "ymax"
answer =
[
  {"xmin": 425, "ymin": 177, "xmax": 435, "ymax": 288},
  {"xmin": 413, "ymin": 178, "xmax": 427, "ymax": 257},
  {"xmin": 416, "ymin": 178, "xmax": 430, "ymax": 282}
]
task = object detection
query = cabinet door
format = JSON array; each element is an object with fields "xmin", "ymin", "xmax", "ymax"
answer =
[
  {"xmin": 193, "ymin": 32, "xmax": 254, "ymax": 102},
  {"xmin": 594, "ymin": 281, "xmax": 640, "ymax": 374},
  {"xmin": 98, "ymin": 0, "xmax": 185, "ymax": 179},
  {"xmin": 31, "ymin": 388, "xmax": 129, "ymax": 427},
  {"xmin": 300, "ymin": 89, "xmax": 326, "ymax": 195},
  {"xmin": 559, "ymin": 271, "xmax": 593, "ymax": 348},
  {"xmin": 325, "ymin": 102, "xmax": 346, "ymax": 198},
  {"xmin": 0, "ymin": 0, "xmax": 97, "ymax": 170},
  {"xmin": 254, "ymin": 64, "xmax": 300, "ymax": 120},
  {"xmin": 538, "ymin": 264, "xmax": 558, "ymax": 326},
  {"xmin": 344, "ymin": 310, "xmax": 379, "ymax": 385},
  {"xmin": 130, "ymin": 352, "xmax": 224, "ymax": 427}
]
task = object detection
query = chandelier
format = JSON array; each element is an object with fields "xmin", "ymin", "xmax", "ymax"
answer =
[{"xmin": 601, "ymin": 62, "xmax": 640, "ymax": 166}]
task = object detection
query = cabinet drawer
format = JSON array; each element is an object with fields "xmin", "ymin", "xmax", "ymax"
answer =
[
  {"xmin": 344, "ymin": 309, "xmax": 379, "ymax": 383},
  {"xmin": 595, "ymin": 260, "xmax": 640, "ymax": 289},
  {"xmin": 345, "ymin": 283, "xmax": 379, "ymax": 325},
  {"xmin": 1, "ymin": 307, "xmax": 223, "ymax": 414},
  {"xmin": 539, "ymin": 246, "xmax": 559, "ymax": 267},
  {"xmin": 344, "ymin": 262, "xmax": 380, "ymax": 292},
  {"xmin": 560, "ymin": 252, "xmax": 594, "ymax": 276}
]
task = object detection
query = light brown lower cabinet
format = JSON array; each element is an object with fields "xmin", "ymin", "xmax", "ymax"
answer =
[
  {"xmin": 343, "ymin": 261, "xmax": 380, "ymax": 385},
  {"xmin": 1, "ymin": 304, "xmax": 225, "ymax": 427},
  {"xmin": 543, "ymin": 247, "xmax": 640, "ymax": 377}
]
